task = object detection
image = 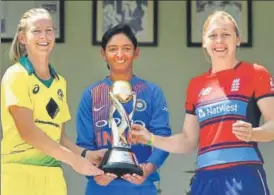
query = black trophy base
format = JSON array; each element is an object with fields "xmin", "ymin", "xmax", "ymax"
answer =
[{"xmin": 99, "ymin": 146, "xmax": 143, "ymax": 177}]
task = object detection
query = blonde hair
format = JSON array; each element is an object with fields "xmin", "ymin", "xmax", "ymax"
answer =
[
  {"xmin": 9, "ymin": 8, "xmax": 52, "ymax": 62},
  {"xmin": 202, "ymin": 10, "xmax": 240, "ymax": 61}
]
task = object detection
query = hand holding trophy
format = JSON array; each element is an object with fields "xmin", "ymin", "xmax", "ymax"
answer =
[{"xmin": 99, "ymin": 80, "xmax": 143, "ymax": 177}]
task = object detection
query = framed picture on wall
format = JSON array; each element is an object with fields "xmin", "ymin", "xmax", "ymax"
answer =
[
  {"xmin": 92, "ymin": 0, "xmax": 158, "ymax": 46},
  {"xmin": 186, "ymin": 0, "xmax": 252, "ymax": 47},
  {"xmin": 1, "ymin": 0, "xmax": 65, "ymax": 43}
]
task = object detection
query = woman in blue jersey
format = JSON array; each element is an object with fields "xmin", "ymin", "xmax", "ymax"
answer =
[
  {"xmin": 1, "ymin": 8, "xmax": 102, "ymax": 195},
  {"xmin": 131, "ymin": 11, "xmax": 274, "ymax": 195},
  {"xmin": 76, "ymin": 23, "xmax": 171, "ymax": 195}
]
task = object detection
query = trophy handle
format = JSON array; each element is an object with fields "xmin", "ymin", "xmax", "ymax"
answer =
[
  {"xmin": 109, "ymin": 105, "xmax": 118, "ymax": 146},
  {"xmin": 128, "ymin": 92, "xmax": 137, "ymax": 126},
  {"xmin": 111, "ymin": 118, "xmax": 127, "ymax": 145},
  {"xmin": 109, "ymin": 92, "xmax": 131, "ymax": 127},
  {"xmin": 110, "ymin": 118, "xmax": 119, "ymax": 146}
]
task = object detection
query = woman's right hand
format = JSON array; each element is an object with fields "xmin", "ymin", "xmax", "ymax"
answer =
[
  {"xmin": 94, "ymin": 173, "xmax": 118, "ymax": 186},
  {"xmin": 130, "ymin": 124, "xmax": 152, "ymax": 145},
  {"xmin": 71, "ymin": 155, "xmax": 104, "ymax": 176}
]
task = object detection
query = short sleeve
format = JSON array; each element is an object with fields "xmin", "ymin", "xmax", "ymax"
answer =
[
  {"xmin": 185, "ymin": 79, "xmax": 196, "ymax": 115},
  {"xmin": 254, "ymin": 64, "xmax": 274, "ymax": 100},
  {"xmin": 1, "ymin": 69, "xmax": 32, "ymax": 110}
]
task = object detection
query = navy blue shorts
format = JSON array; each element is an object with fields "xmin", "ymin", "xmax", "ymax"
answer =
[
  {"xmin": 191, "ymin": 165, "xmax": 270, "ymax": 195},
  {"xmin": 85, "ymin": 180, "xmax": 157, "ymax": 195}
]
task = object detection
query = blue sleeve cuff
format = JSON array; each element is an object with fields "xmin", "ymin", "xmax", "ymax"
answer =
[{"xmin": 146, "ymin": 148, "xmax": 169, "ymax": 169}]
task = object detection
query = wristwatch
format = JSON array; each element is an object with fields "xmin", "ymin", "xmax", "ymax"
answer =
[{"xmin": 81, "ymin": 149, "xmax": 88, "ymax": 158}]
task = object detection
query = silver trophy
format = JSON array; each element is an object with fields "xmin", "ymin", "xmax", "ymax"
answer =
[{"xmin": 99, "ymin": 80, "xmax": 143, "ymax": 177}]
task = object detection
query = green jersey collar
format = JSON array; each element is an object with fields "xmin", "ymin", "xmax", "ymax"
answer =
[{"xmin": 19, "ymin": 56, "xmax": 59, "ymax": 79}]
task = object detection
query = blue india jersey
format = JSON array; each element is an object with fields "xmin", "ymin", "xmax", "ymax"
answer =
[{"xmin": 76, "ymin": 75, "xmax": 171, "ymax": 193}]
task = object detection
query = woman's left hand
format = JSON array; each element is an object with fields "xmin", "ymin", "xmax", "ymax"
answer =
[
  {"xmin": 232, "ymin": 120, "xmax": 253, "ymax": 142},
  {"xmin": 122, "ymin": 164, "xmax": 148, "ymax": 185}
]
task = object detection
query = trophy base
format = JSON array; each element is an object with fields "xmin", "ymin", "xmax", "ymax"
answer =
[{"xmin": 99, "ymin": 146, "xmax": 143, "ymax": 177}]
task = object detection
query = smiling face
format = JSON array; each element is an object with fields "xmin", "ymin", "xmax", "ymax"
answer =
[
  {"xmin": 18, "ymin": 14, "xmax": 55, "ymax": 58},
  {"xmin": 101, "ymin": 33, "xmax": 139, "ymax": 74},
  {"xmin": 202, "ymin": 12, "xmax": 240, "ymax": 60}
]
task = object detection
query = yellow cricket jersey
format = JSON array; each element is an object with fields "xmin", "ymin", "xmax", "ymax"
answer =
[{"xmin": 1, "ymin": 56, "xmax": 71, "ymax": 166}]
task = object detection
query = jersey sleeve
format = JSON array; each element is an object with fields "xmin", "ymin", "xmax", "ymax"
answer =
[
  {"xmin": 185, "ymin": 78, "xmax": 196, "ymax": 115},
  {"xmin": 1, "ymin": 69, "xmax": 32, "ymax": 110},
  {"xmin": 254, "ymin": 64, "xmax": 274, "ymax": 100},
  {"xmin": 76, "ymin": 87, "xmax": 97, "ymax": 150},
  {"xmin": 146, "ymin": 86, "xmax": 171, "ymax": 168}
]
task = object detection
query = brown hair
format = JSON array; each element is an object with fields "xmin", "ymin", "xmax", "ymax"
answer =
[{"xmin": 9, "ymin": 8, "xmax": 52, "ymax": 62}]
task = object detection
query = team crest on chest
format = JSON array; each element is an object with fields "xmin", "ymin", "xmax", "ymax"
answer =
[
  {"xmin": 231, "ymin": 78, "xmax": 240, "ymax": 92},
  {"xmin": 136, "ymin": 99, "xmax": 146, "ymax": 112},
  {"xmin": 57, "ymin": 89, "xmax": 64, "ymax": 100}
]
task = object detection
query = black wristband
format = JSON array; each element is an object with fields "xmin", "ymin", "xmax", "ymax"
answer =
[{"xmin": 81, "ymin": 149, "xmax": 88, "ymax": 158}]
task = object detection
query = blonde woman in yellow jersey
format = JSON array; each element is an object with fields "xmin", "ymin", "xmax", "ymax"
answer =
[{"xmin": 1, "ymin": 8, "xmax": 104, "ymax": 195}]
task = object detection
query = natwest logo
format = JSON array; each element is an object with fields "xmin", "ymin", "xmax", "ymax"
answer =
[{"xmin": 197, "ymin": 103, "xmax": 238, "ymax": 119}]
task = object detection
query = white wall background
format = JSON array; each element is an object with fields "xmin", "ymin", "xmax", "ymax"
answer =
[{"xmin": 1, "ymin": 1, "xmax": 274, "ymax": 195}]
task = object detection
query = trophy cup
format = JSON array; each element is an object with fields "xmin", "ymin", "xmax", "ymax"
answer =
[{"xmin": 99, "ymin": 80, "xmax": 143, "ymax": 177}]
